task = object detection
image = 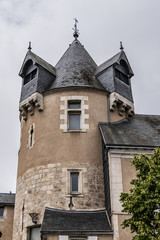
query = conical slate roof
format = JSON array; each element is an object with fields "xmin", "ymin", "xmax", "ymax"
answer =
[{"xmin": 48, "ymin": 39, "xmax": 105, "ymax": 91}]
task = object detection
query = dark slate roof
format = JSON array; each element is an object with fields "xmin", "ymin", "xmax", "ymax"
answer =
[
  {"xmin": 48, "ymin": 39, "xmax": 105, "ymax": 91},
  {"xmin": 19, "ymin": 51, "xmax": 56, "ymax": 76},
  {"xmin": 0, "ymin": 193, "xmax": 15, "ymax": 206},
  {"xmin": 41, "ymin": 207, "xmax": 113, "ymax": 234},
  {"xmin": 96, "ymin": 50, "xmax": 134, "ymax": 76},
  {"xmin": 99, "ymin": 114, "xmax": 160, "ymax": 148}
]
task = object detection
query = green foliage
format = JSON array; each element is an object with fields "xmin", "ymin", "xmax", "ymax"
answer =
[{"xmin": 120, "ymin": 148, "xmax": 160, "ymax": 240}]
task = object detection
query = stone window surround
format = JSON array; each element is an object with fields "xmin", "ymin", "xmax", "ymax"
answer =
[
  {"xmin": 66, "ymin": 169, "xmax": 83, "ymax": 197},
  {"xmin": 59, "ymin": 235, "xmax": 97, "ymax": 240},
  {"xmin": 60, "ymin": 96, "xmax": 89, "ymax": 132},
  {"xmin": 28, "ymin": 123, "xmax": 35, "ymax": 149}
]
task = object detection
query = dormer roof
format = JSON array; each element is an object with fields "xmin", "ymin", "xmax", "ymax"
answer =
[
  {"xmin": 96, "ymin": 50, "xmax": 134, "ymax": 77},
  {"xmin": 48, "ymin": 39, "xmax": 105, "ymax": 91},
  {"xmin": 0, "ymin": 193, "xmax": 15, "ymax": 206},
  {"xmin": 19, "ymin": 51, "xmax": 56, "ymax": 77}
]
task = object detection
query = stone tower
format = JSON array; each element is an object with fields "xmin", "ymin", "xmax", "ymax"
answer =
[{"xmin": 13, "ymin": 31, "xmax": 135, "ymax": 240}]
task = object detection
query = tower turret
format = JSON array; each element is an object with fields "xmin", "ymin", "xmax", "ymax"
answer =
[{"xmin": 13, "ymin": 28, "xmax": 135, "ymax": 239}]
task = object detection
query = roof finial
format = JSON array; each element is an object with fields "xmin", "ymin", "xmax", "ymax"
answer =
[
  {"xmin": 120, "ymin": 41, "xmax": 124, "ymax": 51},
  {"xmin": 28, "ymin": 42, "xmax": 32, "ymax": 51},
  {"xmin": 73, "ymin": 18, "xmax": 79, "ymax": 40}
]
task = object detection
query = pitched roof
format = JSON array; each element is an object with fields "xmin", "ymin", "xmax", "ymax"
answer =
[
  {"xmin": 96, "ymin": 50, "xmax": 134, "ymax": 76},
  {"xmin": 0, "ymin": 193, "xmax": 15, "ymax": 206},
  {"xmin": 99, "ymin": 114, "xmax": 160, "ymax": 148},
  {"xmin": 48, "ymin": 39, "xmax": 105, "ymax": 91},
  {"xmin": 41, "ymin": 207, "xmax": 113, "ymax": 234},
  {"xmin": 19, "ymin": 51, "xmax": 56, "ymax": 76}
]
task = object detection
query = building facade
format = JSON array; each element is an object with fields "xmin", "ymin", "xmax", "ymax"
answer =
[{"xmin": 0, "ymin": 30, "xmax": 160, "ymax": 240}]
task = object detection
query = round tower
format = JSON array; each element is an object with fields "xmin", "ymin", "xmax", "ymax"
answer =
[{"xmin": 13, "ymin": 32, "xmax": 134, "ymax": 240}]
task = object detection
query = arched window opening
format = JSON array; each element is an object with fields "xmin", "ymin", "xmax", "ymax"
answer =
[
  {"xmin": 23, "ymin": 60, "xmax": 37, "ymax": 85},
  {"xmin": 120, "ymin": 59, "xmax": 129, "ymax": 75},
  {"xmin": 24, "ymin": 69, "xmax": 37, "ymax": 85},
  {"xmin": 115, "ymin": 60, "xmax": 129, "ymax": 85}
]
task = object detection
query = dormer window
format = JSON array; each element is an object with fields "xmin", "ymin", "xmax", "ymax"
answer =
[
  {"xmin": 115, "ymin": 60, "xmax": 130, "ymax": 85},
  {"xmin": 23, "ymin": 59, "xmax": 37, "ymax": 85},
  {"xmin": 24, "ymin": 69, "xmax": 37, "ymax": 85},
  {"xmin": 68, "ymin": 100, "xmax": 81, "ymax": 130}
]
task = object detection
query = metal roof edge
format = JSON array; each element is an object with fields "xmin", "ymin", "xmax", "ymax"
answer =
[
  {"xmin": 98, "ymin": 124, "xmax": 107, "ymax": 146},
  {"xmin": 105, "ymin": 145, "xmax": 156, "ymax": 150}
]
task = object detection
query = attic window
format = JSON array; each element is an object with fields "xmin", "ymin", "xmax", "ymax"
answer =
[
  {"xmin": 68, "ymin": 101, "xmax": 81, "ymax": 130},
  {"xmin": 24, "ymin": 69, "xmax": 37, "ymax": 85},
  {"xmin": 115, "ymin": 69, "xmax": 129, "ymax": 85},
  {"xmin": 115, "ymin": 59, "xmax": 130, "ymax": 85}
]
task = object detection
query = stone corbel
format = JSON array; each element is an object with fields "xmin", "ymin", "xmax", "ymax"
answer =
[
  {"xmin": 127, "ymin": 108, "xmax": 134, "ymax": 118},
  {"xmin": 32, "ymin": 95, "xmax": 43, "ymax": 112},
  {"xmin": 110, "ymin": 99, "xmax": 117, "ymax": 112},
  {"xmin": 109, "ymin": 92, "xmax": 134, "ymax": 118},
  {"xmin": 19, "ymin": 107, "xmax": 28, "ymax": 121},
  {"xmin": 26, "ymin": 102, "xmax": 34, "ymax": 116},
  {"xmin": 118, "ymin": 103, "xmax": 126, "ymax": 116},
  {"xmin": 19, "ymin": 92, "xmax": 43, "ymax": 121}
]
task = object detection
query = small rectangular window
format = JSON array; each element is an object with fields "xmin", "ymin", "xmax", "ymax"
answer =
[
  {"xmin": 68, "ymin": 101, "xmax": 81, "ymax": 109},
  {"xmin": 0, "ymin": 207, "xmax": 4, "ymax": 217},
  {"xmin": 68, "ymin": 101, "xmax": 81, "ymax": 130},
  {"xmin": 69, "ymin": 113, "xmax": 80, "ymax": 129},
  {"xmin": 30, "ymin": 227, "xmax": 41, "ymax": 240},
  {"xmin": 71, "ymin": 172, "xmax": 79, "ymax": 192}
]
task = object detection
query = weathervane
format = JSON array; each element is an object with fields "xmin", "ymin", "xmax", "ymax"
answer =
[
  {"xmin": 73, "ymin": 18, "xmax": 79, "ymax": 39},
  {"xmin": 28, "ymin": 42, "xmax": 32, "ymax": 51},
  {"xmin": 120, "ymin": 41, "xmax": 124, "ymax": 51}
]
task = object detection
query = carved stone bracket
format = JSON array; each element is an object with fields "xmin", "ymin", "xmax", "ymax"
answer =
[
  {"xmin": 19, "ymin": 92, "xmax": 43, "ymax": 121},
  {"xmin": 109, "ymin": 92, "xmax": 134, "ymax": 118}
]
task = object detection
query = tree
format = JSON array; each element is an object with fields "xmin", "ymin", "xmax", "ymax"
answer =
[{"xmin": 120, "ymin": 148, "xmax": 160, "ymax": 240}]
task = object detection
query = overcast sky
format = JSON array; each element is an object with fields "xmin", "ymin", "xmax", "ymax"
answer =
[{"xmin": 0, "ymin": 0, "xmax": 160, "ymax": 193}]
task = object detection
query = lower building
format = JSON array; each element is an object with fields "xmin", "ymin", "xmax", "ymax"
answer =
[{"xmin": 0, "ymin": 193, "xmax": 15, "ymax": 240}]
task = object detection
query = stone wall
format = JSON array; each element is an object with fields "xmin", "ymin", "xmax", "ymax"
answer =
[{"xmin": 13, "ymin": 162, "xmax": 105, "ymax": 240}]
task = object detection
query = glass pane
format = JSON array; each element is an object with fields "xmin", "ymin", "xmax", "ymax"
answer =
[
  {"xmin": 71, "ymin": 173, "xmax": 79, "ymax": 192},
  {"xmin": 68, "ymin": 101, "xmax": 81, "ymax": 109},
  {"xmin": 69, "ymin": 114, "xmax": 80, "ymax": 129},
  {"xmin": 0, "ymin": 207, "xmax": 4, "ymax": 217},
  {"xmin": 30, "ymin": 227, "xmax": 41, "ymax": 240}
]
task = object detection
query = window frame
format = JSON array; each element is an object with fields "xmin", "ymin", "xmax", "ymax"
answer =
[
  {"xmin": 70, "ymin": 172, "xmax": 79, "ymax": 193},
  {"xmin": 27, "ymin": 225, "xmax": 41, "ymax": 240},
  {"xmin": 0, "ymin": 207, "xmax": 4, "ymax": 218},
  {"xmin": 67, "ymin": 100, "xmax": 81, "ymax": 131},
  {"xmin": 67, "ymin": 169, "xmax": 83, "ymax": 196},
  {"xmin": 24, "ymin": 68, "xmax": 37, "ymax": 85}
]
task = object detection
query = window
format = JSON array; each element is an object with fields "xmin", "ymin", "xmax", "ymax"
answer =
[
  {"xmin": 28, "ymin": 124, "xmax": 35, "ymax": 148},
  {"xmin": 0, "ymin": 207, "xmax": 4, "ymax": 218},
  {"xmin": 115, "ymin": 69, "xmax": 129, "ymax": 85},
  {"xmin": 71, "ymin": 172, "xmax": 79, "ymax": 192},
  {"xmin": 67, "ymin": 169, "xmax": 83, "ymax": 196},
  {"xmin": 68, "ymin": 101, "xmax": 81, "ymax": 130},
  {"xmin": 24, "ymin": 69, "xmax": 37, "ymax": 85},
  {"xmin": 60, "ymin": 96, "xmax": 89, "ymax": 133},
  {"xmin": 29, "ymin": 227, "xmax": 41, "ymax": 240},
  {"xmin": 115, "ymin": 60, "xmax": 130, "ymax": 85}
]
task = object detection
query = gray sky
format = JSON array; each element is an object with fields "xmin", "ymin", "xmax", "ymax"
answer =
[{"xmin": 0, "ymin": 0, "xmax": 160, "ymax": 193}]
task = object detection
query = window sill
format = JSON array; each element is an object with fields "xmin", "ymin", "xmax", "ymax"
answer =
[
  {"xmin": 66, "ymin": 193, "xmax": 84, "ymax": 198},
  {"xmin": 63, "ymin": 129, "xmax": 87, "ymax": 133}
]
